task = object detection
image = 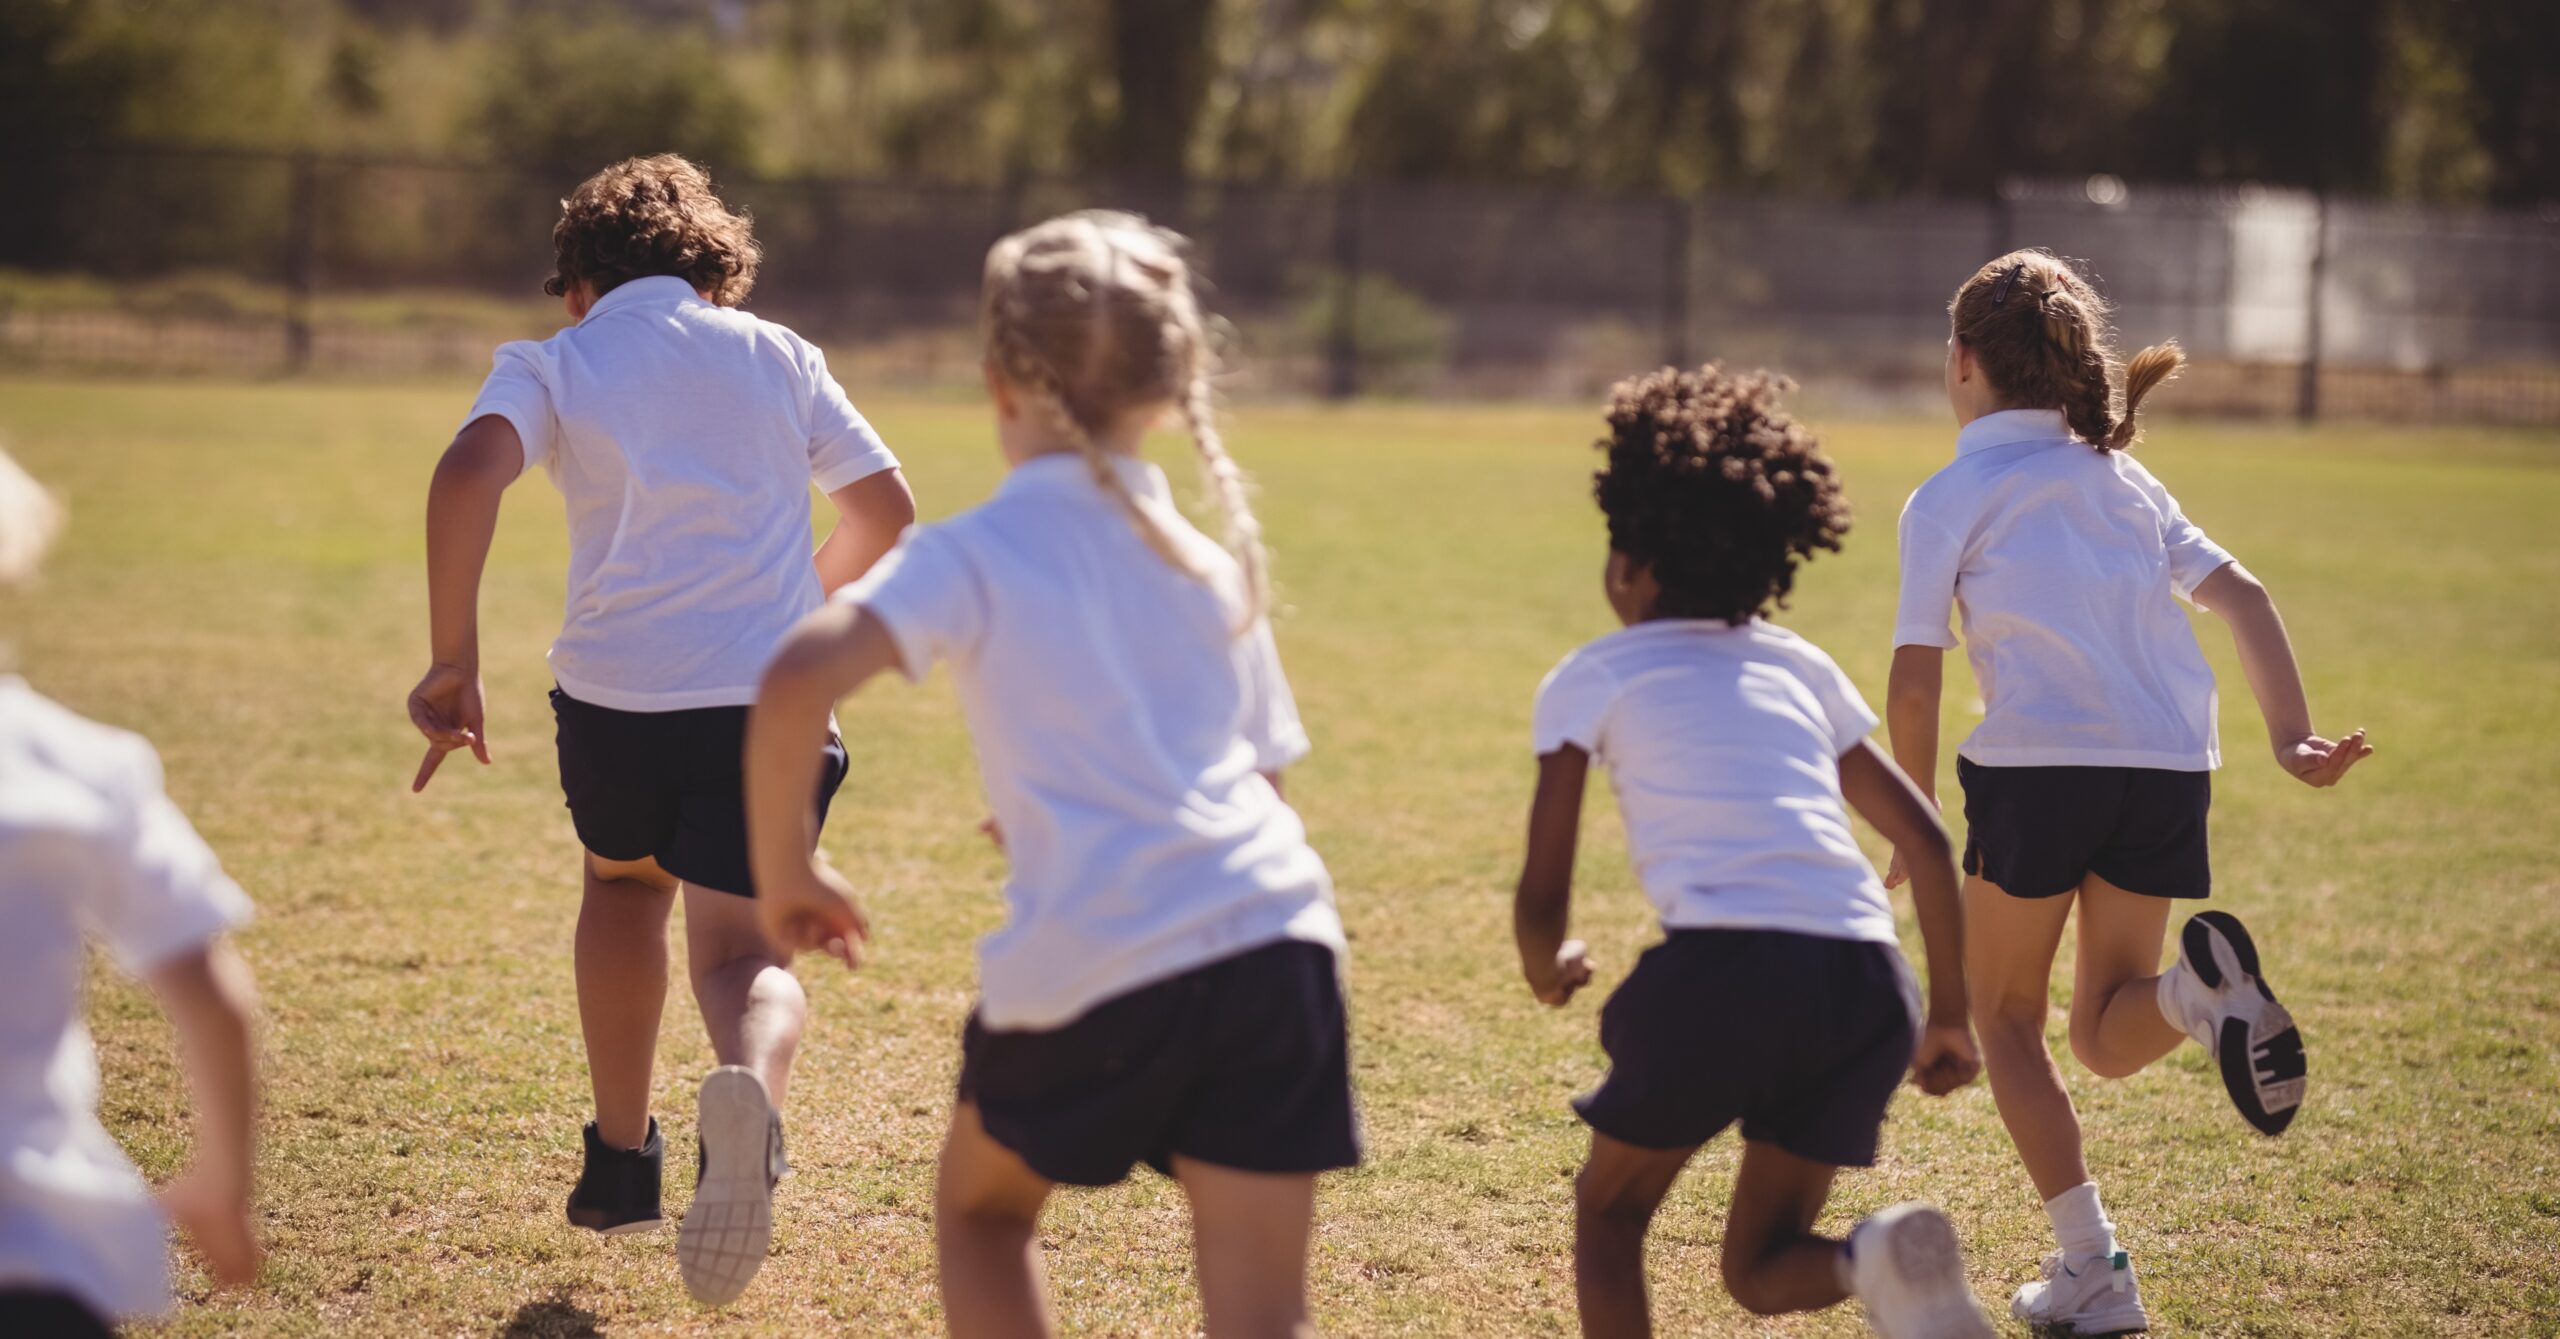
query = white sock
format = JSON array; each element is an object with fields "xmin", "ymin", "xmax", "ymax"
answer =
[
  {"xmin": 2154, "ymin": 962, "xmax": 2191, "ymax": 1035},
  {"xmin": 2044, "ymin": 1182, "xmax": 2118, "ymax": 1260}
]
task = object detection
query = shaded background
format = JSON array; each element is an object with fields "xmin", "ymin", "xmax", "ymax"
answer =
[{"xmin": 5, "ymin": 0, "xmax": 2557, "ymax": 418}]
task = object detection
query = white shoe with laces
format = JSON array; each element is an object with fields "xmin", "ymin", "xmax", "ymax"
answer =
[
  {"xmin": 1844, "ymin": 1203, "xmax": 1997, "ymax": 1339},
  {"xmin": 2158, "ymin": 910, "xmax": 2306, "ymax": 1136},
  {"xmin": 2010, "ymin": 1248, "xmax": 2148, "ymax": 1336},
  {"xmin": 677, "ymin": 1066, "xmax": 787, "ymax": 1306}
]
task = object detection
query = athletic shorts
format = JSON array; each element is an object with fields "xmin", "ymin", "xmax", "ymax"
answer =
[
  {"xmin": 957, "ymin": 939, "xmax": 1364, "ymax": 1187},
  {"xmin": 0, "ymin": 1291, "xmax": 114, "ymax": 1339},
  {"xmin": 550, "ymin": 686, "xmax": 849, "ymax": 898},
  {"xmin": 1958, "ymin": 758, "xmax": 2212, "ymax": 900},
  {"xmin": 1573, "ymin": 929, "xmax": 1919, "ymax": 1168}
]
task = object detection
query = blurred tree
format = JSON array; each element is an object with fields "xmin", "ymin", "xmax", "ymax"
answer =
[
  {"xmin": 1102, "ymin": 0, "xmax": 1218, "ymax": 179},
  {"xmin": 467, "ymin": 10, "xmax": 760, "ymax": 176},
  {"xmin": 2430, "ymin": 0, "xmax": 2560, "ymax": 204},
  {"xmin": 2131, "ymin": 0, "xmax": 2392, "ymax": 192}
]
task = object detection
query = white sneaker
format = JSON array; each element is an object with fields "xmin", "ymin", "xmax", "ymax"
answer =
[
  {"xmin": 678, "ymin": 1066, "xmax": 786, "ymax": 1306},
  {"xmin": 2010, "ymin": 1249, "xmax": 2148, "ymax": 1336},
  {"xmin": 2159, "ymin": 910, "xmax": 2306, "ymax": 1135},
  {"xmin": 1845, "ymin": 1203, "xmax": 1997, "ymax": 1339}
]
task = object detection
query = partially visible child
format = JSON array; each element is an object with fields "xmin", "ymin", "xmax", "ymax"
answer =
[
  {"xmin": 746, "ymin": 211, "xmax": 1356, "ymax": 1338},
  {"xmin": 1886, "ymin": 250, "xmax": 2370, "ymax": 1334},
  {"xmin": 0, "ymin": 448, "xmax": 262, "ymax": 1336},
  {"xmin": 405, "ymin": 155, "xmax": 915, "ymax": 1305},
  {"xmin": 1513, "ymin": 368, "xmax": 1994, "ymax": 1339}
]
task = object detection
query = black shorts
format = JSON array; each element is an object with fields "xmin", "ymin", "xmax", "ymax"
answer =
[
  {"xmin": 1958, "ymin": 758, "xmax": 2211, "ymax": 900},
  {"xmin": 1573, "ymin": 929, "xmax": 1919, "ymax": 1168},
  {"xmin": 0, "ymin": 1291, "xmax": 114, "ymax": 1338},
  {"xmin": 957, "ymin": 939, "xmax": 1363, "ymax": 1187},
  {"xmin": 550, "ymin": 687, "xmax": 849, "ymax": 898}
]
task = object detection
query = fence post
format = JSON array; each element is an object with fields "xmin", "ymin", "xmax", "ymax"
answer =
[
  {"xmin": 1324, "ymin": 184, "xmax": 1360, "ymax": 401},
  {"xmin": 1661, "ymin": 195, "xmax": 1691, "ymax": 369},
  {"xmin": 1988, "ymin": 183, "xmax": 2015, "ymax": 259},
  {"xmin": 283, "ymin": 150, "xmax": 318, "ymax": 374},
  {"xmin": 2297, "ymin": 191, "xmax": 2329, "ymax": 423}
]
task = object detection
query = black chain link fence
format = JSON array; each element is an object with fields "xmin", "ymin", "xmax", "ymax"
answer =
[{"xmin": 4, "ymin": 145, "xmax": 2556, "ymax": 423}]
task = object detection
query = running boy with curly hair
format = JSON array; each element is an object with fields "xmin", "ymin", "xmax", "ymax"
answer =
[
  {"xmin": 405, "ymin": 154, "xmax": 915, "ymax": 1305},
  {"xmin": 1512, "ymin": 366, "xmax": 1995, "ymax": 1338}
]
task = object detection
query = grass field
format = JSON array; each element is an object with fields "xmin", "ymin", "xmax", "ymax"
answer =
[{"xmin": 5, "ymin": 377, "xmax": 2557, "ymax": 1337}]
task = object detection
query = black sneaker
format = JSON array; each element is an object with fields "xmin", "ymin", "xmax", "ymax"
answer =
[
  {"xmin": 2161, "ymin": 911, "xmax": 2306, "ymax": 1136},
  {"xmin": 678, "ymin": 1066, "xmax": 786, "ymax": 1306},
  {"xmin": 566, "ymin": 1117, "xmax": 666, "ymax": 1234}
]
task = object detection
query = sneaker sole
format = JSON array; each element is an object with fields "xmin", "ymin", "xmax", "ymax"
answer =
[
  {"xmin": 2184, "ymin": 912, "xmax": 2305, "ymax": 1136},
  {"xmin": 1870, "ymin": 1206, "xmax": 1997, "ymax": 1339},
  {"xmin": 2026, "ymin": 1314, "xmax": 2149, "ymax": 1339},
  {"xmin": 678, "ymin": 1067, "xmax": 775, "ymax": 1306}
]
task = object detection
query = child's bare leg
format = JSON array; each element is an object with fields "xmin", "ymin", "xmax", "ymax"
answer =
[
  {"xmin": 936, "ymin": 1101, "xmax": 1057, "ymax": 1339},
  {"xmin": 1717, "ymin": 1141, "xmax": 1845, "ymax": 1316},
  {"xmin": 1172, "ymin": 1157, "xmax": 1317, "ymax": 1339},
  {"xmin": 579, "ymin": 852, "xmax": 678, "ymax": 1148},
  {"xmin": 2067, "ymin": 874, "xmax": 2184, "ymax": 1077},
  {"xmin": 1963, "ymin": 876, "xmax": 2089, "ymax": 1200},
  {"xmin": 683, "ymin": 885, "xmax": 806, "ymax": 1107},
  {"xmin": 1574, "ymin": 1132, "xmax": 1696, "ymax": 1339}
]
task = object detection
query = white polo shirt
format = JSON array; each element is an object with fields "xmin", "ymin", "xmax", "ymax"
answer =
[
  {"xmin": 1895, "ymin": 408, "xmax": 2233, "ymax": 770},
  {"xmin": 1532, "ymin": 620, "xmax": 1899, "ymax": 946},
  {"xmin": 0, "ymin": 680, "xmax": 251, "ymax": 1322},
  {"xmin": 840, "ymin": 453, "xmax": 1341, "ymax": 1031},
  {"xmin": 463, "ymin": 276, "xmax": 902, "ymax": 712}
]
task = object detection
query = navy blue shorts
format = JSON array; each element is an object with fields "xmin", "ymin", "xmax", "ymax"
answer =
[
  {"xmin": 958, "ymin": 939, "xmax": 1364, "ymax": 1187},
  {"xmin": 1574, "ymin": 929, "xmax": 1919, "ymax": 1168},
  {"xmin": 1958, "ymin": 758, "xmax": 2212, "ymax": 900},
  {"xmin": 550, "ymin": 687, "xmax": 848, "ymax": 898}
]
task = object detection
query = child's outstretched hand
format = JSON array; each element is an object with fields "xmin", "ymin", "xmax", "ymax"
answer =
[
  {"xmin": 161, "ymin": 1167, "xmax": 260, "ymax": 1288},
  {"xmin": 406, "ymin": 662, "xmax": 489, "ymax": 792},
  {"xmin": 758, "ymin": 860, "xmax": 871, "ymax": 970},
  {"xmin": 1910, "ymin": 1019, "xmax": 1982, "ymax": 1096},
  {"xmin": 1525, "ymin": 939, "xmax": 1594, "ymax": 1007},
  {"xmin": 2276, "ymin": 728, "xmax": 2372, "ymax": 788}
]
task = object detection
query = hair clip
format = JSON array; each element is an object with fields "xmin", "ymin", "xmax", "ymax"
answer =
[{"xmin": 1989, "ymin": 263, "xmax": 2024, "ymax": 307}]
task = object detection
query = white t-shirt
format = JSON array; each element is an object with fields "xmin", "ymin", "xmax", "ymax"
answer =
[
  {"xmin": 463, "ymin": 276, "xmax": 902, "ymax": 712},
  {"xmin": 1532, "ymin": 620, "xmax": 1898, "ymax": 946},
  {"xmin": 840, "ymin": 453, "xmax": 1342, "ymax": 1031},
  {"xmin": 0, "ymin": 680, "xmax": 251, "ymax": 1321},
  {"xmin": 1895, "ymin": 409, "xmax": 2233, "ymax": 771}
]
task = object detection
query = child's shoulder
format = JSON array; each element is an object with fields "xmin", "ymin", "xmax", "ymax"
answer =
[{"xmin": 0, "ymin": 680, "xmax": 162, "ymax": 811}]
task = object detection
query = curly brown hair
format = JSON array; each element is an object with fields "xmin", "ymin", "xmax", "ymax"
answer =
[
  {"xmin": 1592, "ymin": 365, "xmax": 1850, "ymax": 624},
  {"xmin": 544, "ymin": 154, "xmax": 760, "ymax": 306},
  {"xmin": 1950, "ymin": 249, "xmax": 2182, "ymax": 452}
]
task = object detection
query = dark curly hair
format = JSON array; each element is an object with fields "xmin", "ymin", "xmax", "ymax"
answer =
[
  {"xmin": 1592, "ymin": 365, "xmax": 1851, "ymax": 623},
  {"xmin": 544, "ymin": 154, "xmax": 760, "ymax": 306}
]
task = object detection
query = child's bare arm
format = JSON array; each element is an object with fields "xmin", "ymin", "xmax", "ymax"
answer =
[
  {"xmin": 745, "ymin": 601, "xmax": 905, "ymax": 966},
  {"xmin": 814, "ymin": 469, "xmax": 918, "ymax": 595},
  {"xmin": 409, "ymin": 417, "xmax": 520, "ymax": 791},
  {"xmin": 1513, "ymin": 748, "xmax": 1596, "ymax": 1006},
  {"xmin": 1838, "ymin": 740, "xmax": 1981, "ymax": 1096},
  {"xmin": 1880, "ymin": 644, "xmax": 1946, "ymax": 888},
  {"xmin": 2190, "ymin": 562, "xmax": 2372, "ymax": 787},
  {"xmin": 145, "ymin": 941, "xmax": 261, "ymax": 1287}
]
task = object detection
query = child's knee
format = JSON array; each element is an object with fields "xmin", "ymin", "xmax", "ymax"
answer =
[
  {"xmin": 1573, "ymin": 1162, "xmax": 1660, "ymax": 1233},
  {"xmin": 2067, "ymin": 1024, "xmax": 2144, "ymax": 1078},
  {"xmin": 1973, "ymin": 994, "xmax": 2050, "ymax": 1047},
  {"xmin": 1716, "ymin": 1251, "xmax": 1793, "ymax": 1317}
]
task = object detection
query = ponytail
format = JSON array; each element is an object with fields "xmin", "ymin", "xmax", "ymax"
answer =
[{"xmin": 2108, "ymin": 343, "xmax": 2184, "ymax": 452}]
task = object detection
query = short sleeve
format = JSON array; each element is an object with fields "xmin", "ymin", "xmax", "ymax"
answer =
[
  {"xmin": 1531, "ymin": 650, "xmax": 1615, "ymax": 757},
  {"xmin": 2126, "ymin": 462, "xmax": 2235, "ymax": 601},
  {"xmin": 1893, "ymin": 499, "xmax": 1965, "ymax": 650},
  {"xmin": 803, "ymin": 343, "xmax": 900, "ymax": 494},
  {"xmin": 462, "ymin": 342, "xmax": 558, "ymax": 474},
  {"xmin": 837, "ymin": 525, "xmax": 985, "ymax": 681},
  {"xmin": 84, "ymin": 740, "xmax": 252, "ymax": 976},
  {"xmin": 1234, "ymin": 620, "xmax": 1313, "ymax": 772},
  {"xmin": 1796, "ymin": 644, "xmax": 1883, "ymax": 756}
]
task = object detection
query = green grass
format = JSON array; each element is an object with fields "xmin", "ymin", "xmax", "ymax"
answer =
[{"xmin": 5, "ymin": 378, "xmax": 2556, "ymax": 1336}]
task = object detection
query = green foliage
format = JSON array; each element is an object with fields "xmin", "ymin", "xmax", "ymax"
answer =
[
  {"xmin": 1291, "ymin": 271, "xmax": 1454, "ymax": 392},
  {"xmin": 466, "ymin": 10, "xmax": 760, "ymax": 176}
]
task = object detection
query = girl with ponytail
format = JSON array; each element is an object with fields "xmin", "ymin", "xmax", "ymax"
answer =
[
  {"xmin": 1886, "ymin": 250, "xmax": 2372, "ymax": 1334},
  {"xmin": 742, "ymin": 212, "xmax": 1355, "ymax": 1337}
]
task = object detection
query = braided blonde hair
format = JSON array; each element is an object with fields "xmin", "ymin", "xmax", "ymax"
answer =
[
  {"xmin": 982, "ymin": 210, "xmax": 1269, "ymax": 625},
  {"xmin": 1950, "ymin": 249, "xmax": 2182, "ymax": 453}
]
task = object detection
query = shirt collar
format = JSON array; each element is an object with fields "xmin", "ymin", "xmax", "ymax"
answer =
[
  {"xmin": 581, "ymin": 275, "xmax": 707, "ymax": 324},
  {"xmin": 1955, "ymin": 407, "xmax": 2075, "ymax": 456},
  {"xmin": 1000, "ymin": 451, "xmax": 1174, "ymax": 506}
]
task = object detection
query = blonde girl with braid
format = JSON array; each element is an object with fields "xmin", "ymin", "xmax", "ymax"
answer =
[
  {"xmin": 1887, "ymin": 250, "xmax": 2372, "ymax": 1334},
  {"xmin": 745, "ymin": 211, "xmax": 1355, "ymax": 1338}
]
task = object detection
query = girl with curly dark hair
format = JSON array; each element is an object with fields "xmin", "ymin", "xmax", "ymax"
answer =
[
  {"xmin": 1512, "ymin": 365, "xmax": 1996, "ymax": 1338},
  {"xmin": 1890, "ymin": 250, "xmax": 2370, "ymax": 1333},
  {"xmin": 405, "ymin": 154, "xmax": 917, "ymax": 1308}
]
